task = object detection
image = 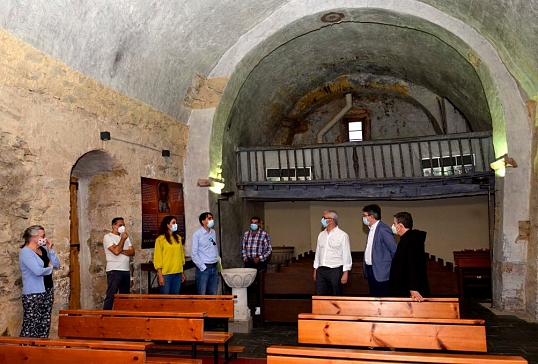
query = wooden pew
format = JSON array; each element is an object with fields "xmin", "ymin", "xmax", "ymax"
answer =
[
  {"xmin": 266, "ymin": 345, "xmax": 528, "ymax": 364},
  {"xmin": 260, "ymin": 271, "xmax": 370, "ymax": 324},
  {"xmin": 113, "ymin": 294, "xmax": 243, "ymax": 356},
  {"xmin": 114, "ymin": 294, "xmax": 234, "ymax": 319},
  {"xmin": 58, "ymin": 309, "xmax": 233, "ymax": 364},
  {"xmin": 0, "ymin": 337, "xmax": 201, "ymax": 364},
  {"xmin": 312, "ymin": 296, "xmax": 460, "ymax": 318},
  {"xmin": 298, "ymin": 313, "xmax": 487, "ymax": 352}
]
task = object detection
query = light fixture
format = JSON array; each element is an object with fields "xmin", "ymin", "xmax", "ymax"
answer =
[
  {"xmin": 162, "ymin": 150, "xmax": 170, "ymax": 157},
  {"xmin": 490, "ymin": 154, "xmax": 518, "ymax": 171},
  {"xmin": 100, "ymin": 131, "xmax": 111, "ymax": 141}
]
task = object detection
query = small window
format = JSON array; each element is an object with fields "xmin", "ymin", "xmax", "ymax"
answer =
[{"xmin": 348, "ymin": 121, "xmax": 363, "ymax": 141}]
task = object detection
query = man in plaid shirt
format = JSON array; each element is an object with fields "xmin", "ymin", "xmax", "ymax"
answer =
[{"xmin": 242, "ymin": 216, "xmax": 272, "ymax": 271}]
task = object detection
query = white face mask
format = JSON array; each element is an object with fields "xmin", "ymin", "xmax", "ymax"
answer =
[
  {"xmin": 37, "ymin": 238, "xmax": 47, "ymax": 247},
  {"xmin": 118, "ymin": 226, "xmax": 126, "ymax": 234},
  {"xmin": 391, "ymin": 224, "xmax": 398, "ymax": 235}
]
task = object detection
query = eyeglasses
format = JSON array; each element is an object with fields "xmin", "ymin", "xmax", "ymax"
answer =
[
  {"xmin": 209, "ymin": 237, "xmax": 216, "ymax": 246},
  {"xmin": 322, "ymin": 217, "xmax": 333, "ymax": 220}
]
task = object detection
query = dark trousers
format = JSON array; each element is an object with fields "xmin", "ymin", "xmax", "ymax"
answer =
[
  {"xmin": 244, "ymin": 258, "xmax": 267, "ymax": 271},
  {"xmin": 315, "ymin": 266, "xmax": 343, "ymax": 296},
  {"xmin": 103, "ymin": 270, "xmax": 130, "ymax": 310},
  {"xmin": 365, "ymin": 264, "xmax": 389, "ymax": 297}
]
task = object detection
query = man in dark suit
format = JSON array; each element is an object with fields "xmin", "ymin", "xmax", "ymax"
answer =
[
  {"xmin": 389, "ymin": 212, "xmax": 430, "ymax": 301},
  {"xmin": 362, "ymin": 204, "xmax": 397, "ymax": 296}
]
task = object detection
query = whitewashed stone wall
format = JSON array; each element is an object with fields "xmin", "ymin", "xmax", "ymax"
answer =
[{"xmin": 0, "ymin": 29, "xmax": 188, "ymax": 336}]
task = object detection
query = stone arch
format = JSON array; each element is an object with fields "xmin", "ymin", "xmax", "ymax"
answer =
[
  {"xmin": 196, "ymin": 1, "xmax": 532, "ymax": 313},
  {"xmin": 70, "ymin": 149, "xmax": 127, "ymax": 309}
]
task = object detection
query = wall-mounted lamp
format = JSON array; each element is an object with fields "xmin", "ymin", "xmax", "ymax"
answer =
[
  {"xmin": 220, "ymin": 191, "xmax": 235, "ymax": 198},
  {"xmin": 162, "ymin": 150, "xmax": 170, "ymax": 157},
  {"xmin": 100, "ymin": 131, "xmax": 111, "ymax": 141},
  {"xmin": 490, "ymin": 154, "xmax": 518, "ymax": 171}
]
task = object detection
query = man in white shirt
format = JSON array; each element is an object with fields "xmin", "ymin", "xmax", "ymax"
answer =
[
  {"xmin": 313, "ymin": 210, "xmax": 352, "ymax": 296},
  {"xmin": 103, "ymin": 217, "xmax": 135, "ymax": 309}
]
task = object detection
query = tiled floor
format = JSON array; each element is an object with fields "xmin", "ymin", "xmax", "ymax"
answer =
[
  {"xmin": 229, "ymin": 299, "xmax": 538, "ymax": 363},
  {"xmin": 466, "ymin": 300, "xmax": 538, "ymax": 363}
]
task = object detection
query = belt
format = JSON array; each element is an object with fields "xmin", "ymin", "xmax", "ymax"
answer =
[
  {"xmin": 205, "ymin": 262, "xmax": 217, "ymax": 267},
  {"xmin": 318, "ymin": 266, "xmax": 342, "ymax": 270}
]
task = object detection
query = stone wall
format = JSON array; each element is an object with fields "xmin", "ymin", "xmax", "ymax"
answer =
[{"xmin": 0, "ymin": 29, "xmax": 188, "ymax": 336}]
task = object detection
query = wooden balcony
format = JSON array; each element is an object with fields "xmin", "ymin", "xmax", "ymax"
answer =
[{"xmin": 236, "ymin": 132, "xmax": 494, "ymax": 200}]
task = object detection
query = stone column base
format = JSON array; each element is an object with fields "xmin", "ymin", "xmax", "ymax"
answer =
[{"xmin": 228, "ymin": 317, "xmax": 253, "ymax": 333}]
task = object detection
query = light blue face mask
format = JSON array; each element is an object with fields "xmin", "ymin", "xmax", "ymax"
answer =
[
  {"xmin": 207, "ymin": 220, "xmax": 215, "ymax": 229},
  {"xmin": 321, "ymin": 218, "xmax": 328, "ymax": 228},
  {"xmin": 171, "ymin": 223, "xmax": 178, "ymax": 232},
  {"xmin": 250, "ymin": 223, "xmax": 259, "ymax": 231},
  {"xmin": 362, "ymin": 216, "xmax": 369, "ymax": 226}
]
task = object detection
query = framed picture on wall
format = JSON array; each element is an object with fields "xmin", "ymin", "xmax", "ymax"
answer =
[{"xmin": 141, "ymin": 177, "xmax": 185, "ymax": 249}]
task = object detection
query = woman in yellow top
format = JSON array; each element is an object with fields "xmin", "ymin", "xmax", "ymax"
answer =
[{"xmin": 153, "ymin": 215, "xmax": 186, "ymax": 294}]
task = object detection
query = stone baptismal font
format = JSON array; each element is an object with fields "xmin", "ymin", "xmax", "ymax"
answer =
[{"xmin": 221, "ymin": 268, "xmax": 257, "ymax": 333}]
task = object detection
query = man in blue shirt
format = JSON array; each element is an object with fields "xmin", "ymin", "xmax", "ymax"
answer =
[{"xmin": 192, "ymin": 212, "xmax": 220, "ymax": 295}]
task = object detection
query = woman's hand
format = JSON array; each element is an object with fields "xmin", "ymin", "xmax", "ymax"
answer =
[{"xmin": 158, "ymin": 274, "xmax": 165, "ymax": 287}]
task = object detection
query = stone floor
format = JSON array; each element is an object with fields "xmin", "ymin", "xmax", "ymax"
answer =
[{"xmin": 228, "ymin": 298, "xmax": 538, "ymax": 363}]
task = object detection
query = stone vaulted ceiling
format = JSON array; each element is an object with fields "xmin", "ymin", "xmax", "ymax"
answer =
[{"xmin": 1, "ymin": 1, "xmax": 537, "ymax": 140}]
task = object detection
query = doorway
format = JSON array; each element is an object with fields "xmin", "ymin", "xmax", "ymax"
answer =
[{"xmin": 69, "ymin": 176, "xmax": 81, "ymax": 309}]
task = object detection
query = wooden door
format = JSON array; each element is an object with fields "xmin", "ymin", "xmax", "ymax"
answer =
[{"xmin": 69, "ymin": 176, "xmax": 81, "ymax": 309}]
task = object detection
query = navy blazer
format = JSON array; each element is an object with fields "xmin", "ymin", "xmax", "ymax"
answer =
[{"xmin": 363, "ymin": 220, "xmax": 397, "ymax": 282}]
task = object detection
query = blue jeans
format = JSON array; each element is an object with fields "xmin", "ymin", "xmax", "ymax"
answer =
[
  {"xmin": 195, "ymin": 266, "xmax": 218, "ymax": 295},
  {"xmin": 103, "ymin": 270, "xmax": 130, "ymax": 310},
  {"xmin": 159, "ymin": 273, "xmax": 182, "ymax": 294}
]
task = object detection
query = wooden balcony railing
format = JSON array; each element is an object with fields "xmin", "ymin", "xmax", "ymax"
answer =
[{"xmin": 236, "ymin": 132, "xmax": 494, "ymax": 184}]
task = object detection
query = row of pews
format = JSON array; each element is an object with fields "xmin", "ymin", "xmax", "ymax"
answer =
[
  {"xmin": 260, "ymin": 250, "xmax": 459, "ymax": 323},
  {"xmin": 266, "ymin": 295, "xmax": 527, "ymax": 363},
  {"xmin": 0, "ymin": 294, "xmax": 241, "ymax": 364}
]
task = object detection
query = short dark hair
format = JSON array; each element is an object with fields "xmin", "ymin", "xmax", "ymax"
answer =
[
  {"xmin": 362, "ymin": 204, "xmax": 381, "ymax": 220},
  {"xmin": 394, "ymin": 212, "xmax": 413, "ymax": 229},
  {"xmin": 111, "ymin": 217, "xmax": 124, "ymax": 225},
  {"xmin": 251, "ymin": 216, "xmax": 261, "ymax": 223},
  {"xmin": 199, "ymin": 212, "xmax": 213, "ymax": 225}
]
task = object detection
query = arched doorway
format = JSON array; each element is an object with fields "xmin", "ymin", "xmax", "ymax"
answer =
[{"xmin": 70, "ymin": 150, "xmax": 116, "ymax": 309}]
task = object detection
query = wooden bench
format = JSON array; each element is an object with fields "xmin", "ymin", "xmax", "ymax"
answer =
[
  {"xmin": 266, "ymin": 345, "xmax": 528, "ymax": 363},
  {"xmin": 298, "ymin": 313, "xmax": 487, "ymax": 352},
  {"xmin": 113, "ymin": 294, "xmax": 243, "ymax": 355},
  {"xmin": 312, "ymin": 296, "xmax": 460, "ymax": 318},
  {"xmin": 58, "ymin": 309, "xmax": 235, "ymax": 364},
  {"xmin": 260, "ymin": 270, "xmax": 370, "ymax": 324},
  {"xmin": 0, "ymin": 337, "xmax": 201, "ymax": 364},
  {"xmin": 114, "ymin": 294, "xmax": 234, "ymax": 320}
]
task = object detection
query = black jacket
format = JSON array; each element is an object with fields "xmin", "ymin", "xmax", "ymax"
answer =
[{"xmin": 389, "ymin": 229, "xmax": 430, "ymax": 297}]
